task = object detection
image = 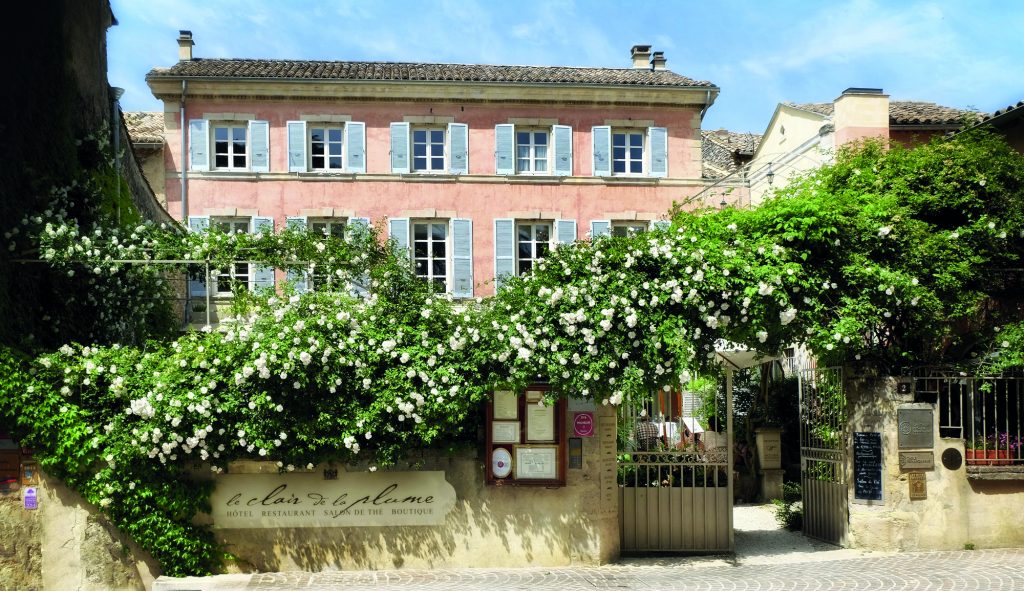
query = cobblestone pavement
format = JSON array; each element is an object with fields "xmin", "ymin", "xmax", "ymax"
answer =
[
  {"xmin": 155, "ymin": 549, "xmax": 1024, "ymax": 591},
  {"xmin": 154, "ymin": 506, "xmax": 1024, "ymax": 590}
]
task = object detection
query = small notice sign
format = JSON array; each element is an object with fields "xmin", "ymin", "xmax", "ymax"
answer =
[
  {"xmin": 573, "ymin": 412, "xmax": 595, "ymax": 437},
  {"xmin": 854, "ymin": 432, "xmax": 883, "ymax": 502},
  {"xmin": 899, "ymin": 451, "xmax": 934, "ymax": 471},
  {"xmin": 908, "ymin": 472, "xmax": 927, "ymax": 500},
  {"xmin": 23, "ymin": 487, "xmax": 38, "ymax": 510}
]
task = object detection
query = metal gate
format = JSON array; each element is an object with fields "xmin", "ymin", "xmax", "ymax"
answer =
[
  {"xmin": 618, "ymin": 381, "xmax": 733, "ymax": 553},
  {"xmin": 798, "ymin": 365, "xmax": 849, "ymax": 546}
]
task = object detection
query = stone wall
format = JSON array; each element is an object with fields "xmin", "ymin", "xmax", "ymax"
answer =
[
  {"xmin": 0, "ymin": 498, "xmax": 41, "ymax": 590},
  {"xmin": 196, "ymin": 404, "xmax": 619, "ymax": 572},
  {"xmin": 846, "ymin": 376, "xmax": 1024, "ymax": 551}
]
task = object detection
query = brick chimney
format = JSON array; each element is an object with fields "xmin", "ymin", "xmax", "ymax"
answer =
[
  {"xmin": 833, "ymin": 87, "xmax": 890, "ymax": 145},
  {"xmin": 651, "ymin": 51, "xmax": 667, "ymax": 70},
  {"xmin": 631, "ymin": 44, "xmax": 652, "ymax": 69},
  {"xmin": 177, "ymin": 30, "xmax": 194, "ymax": 62}
]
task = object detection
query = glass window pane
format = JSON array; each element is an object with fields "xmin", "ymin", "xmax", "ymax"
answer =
[
  {"xmin": 534, "ymin": 132, "xmax": 547, "ymax": 145},
  {"xmin": 536, "ymin": 160, "xmax": 547, "ymax": 172},
  {"xmin": 311, "ymin": 129, "xmax": 324, "ymax": 142},
  {"xmin": 518, "ymin": 243, "xmax": 532, "ymax": 258},
  {"xmin": 329, "ymin": 157, "xmax": 342, "ymax": 169},
  {"xmin": 413, "ymin": 157, "xmax": 426, "ymax": 170},
  {"xmin": 215, "ymin": 154, "xmax": 228, "ymax": 167},
  {"xmin": 630, "ymin": 161, "xmax": 643, "ymax": 173},
  {"xmin": 517, "ymin": 146, "xmax": 530, "ymax": 158},
  {"xmin": 517, "ymin": 132, "xmax": 530, "ymax": 143},
  {"xmin": 312, "ymin": 155, "xmax": 324, "ymax": 168},
  {"xmin": 518, "ymin": 226, "xmax": 531, "ymax": 241},
  {"xmin": 517, "ymin": 158, "xmax": 530, "ymax": 170},
  {"xmin": 414, "ymin": 224, "xmax": 428, "ymax": 239},
  {"xmin": 328, "ymin": 129, "xmax": 342, "ymax": 141},
  {"xmin": 431, "ymin": 224, "xmax": 446, "ymax": 239},
  {"xmin": 214, "ymin": 127, "xmax": 228, "ymax": 141},
  {"xmin": 215, "ymin": 140, "xmax": 228, "ymax": 154},
  {"xmin": 536, "ymin": 242, "xmax": 549, "ymax": 257},
  {"xmin": 518, "ymin": 261, "xmax": 531, "ymax": 275},
  {"xmin": 613, "ymin": 147, "xmax": 625, "ymax": 159},
  {"xmin": 414, "ymin": 260, "xmax": 427, "ymax": 275},
  {"xmin": 311, "ymin": 143, "xmax": 324, "ymax": 155},
  {"xmin": 413, "ymin": 130, "xmax": 427, "ymax": 142},
  {"xmin": 536, "ymin": 225, "xmax": 550, "ymax": 241},
  {"xmin": 630, "ymin": 147, "xmax": 643, "ymax": 159},
  {"xmin": 430, "ymin": 130, "xmax": 444, "ymax": 142},
  {"xmin": 613, "ymin": 133, "xmax": 625, "ymax": 146},
  {"xmin": 413, "ymin": 143, "xmax": 426, "ymax": 157},
  {"xmin": 430, "ymin": 144, "xmax": 443, "ymax": 156},
  {"xmin": 233, "ymin": 155, "xmax": 246, "ymax": 168},
  {"xmin": 311, "ymin": 223, "xmax": 326, "ymax": 234},
  {"xmin": 330, "ymin": 224, "xmax": 345, "ymax": 238},
  {"xmin": 613, "ymin": 161, "xmax": 625, "ymax": 173},
  {"xmin": 432, "ymin": 260, "xmax": 446, "ymax": 275},
  {"xmin": 431, "ymin": 157, "xmax": 444, "ymax": 169},
  {"xmin": 630, "ymin": 134, "xmax": 643, "ymax": 146},
  {"xmin": 536, "ymin": 146, "xmax": 548, "ymax": 159},
  {"xmin": 432, "ymin": 242, "xmax": 445, "ymax": 257},
  {"xmin": 329, "ymin": 143, "xmax": 342, "ymax": 156},
  {"xmin": 414, "ymin": 243, "xmax": 427, "ymax": 257},
  {"xmin": 233, "ymin": 128, "xmax": 246, "ymax": 141}
]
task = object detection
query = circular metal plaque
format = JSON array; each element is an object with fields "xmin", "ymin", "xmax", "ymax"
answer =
[
  {"xmin": 941, "ymin": 448, "xmax": 963, "ymax": 471},
  {"xmin": 492, "ymin": 448, "xmax": 513, "ymax": 479}
]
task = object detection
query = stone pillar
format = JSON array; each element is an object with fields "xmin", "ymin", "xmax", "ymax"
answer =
[{"xmin": 755, "ymin": 427, "xmax": 784, "ymax": 501}]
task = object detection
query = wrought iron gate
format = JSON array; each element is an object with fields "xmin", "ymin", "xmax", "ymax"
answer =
[
  {"xmin": 798, "ymin": 365, "xmax": 849, "ymax": 546},
  {"xmin": 618, "ymin": 384, "xmax": 733, "ymax": 553}
]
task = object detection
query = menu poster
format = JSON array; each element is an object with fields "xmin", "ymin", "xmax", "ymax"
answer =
[
  {"xmin": 493, "ymin": 390, "xmax": 518, "ymax": 420},
  {"xmin": 526, "ymin": 403, "xmax": 555, "ymax": 442},
  {"xmin": 854, "ymin": 431, "xmax": 883, "ymax": 502},
  {"xmin": 492, "ymin": 421, "xmax": 520, "ymax": 444}
]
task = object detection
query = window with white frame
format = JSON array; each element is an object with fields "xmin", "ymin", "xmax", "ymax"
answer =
[
  {"xmin": 213, "ymin": 218, "xmax": 250, "ymax": 294},
  {"xmin": 412, "ymin": 221, "xmax": 449, "ymax": 291},
  {"xmin": 612, "ymin": 221, "xmax": 648, "ymax": 237},
  {"xmin": 309, "ymin": 126, "xmax": 344, "ymax": 171},
  {"xmin": 412, "ymin": 128, "xmax": 446, "ymax": 172},
  {"xmin": 516, "ymin": 222, "xmax": 551, "ymax": 275},
  {"xmin": 612, "ymin": 130, "xmax": 645, "ymax": 175},
  {"xmin": 213, "ymin": 125, "xmax": 247, "ymax": 170},
  {"xmin": 516, "ymin": 130, "xmax": 549, "ymax": 173}
]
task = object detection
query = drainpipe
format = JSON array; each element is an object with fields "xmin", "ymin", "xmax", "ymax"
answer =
[
  {"xmin": 179, "ymin": 80, "xmax": 188, "ymax": 222},
  {"xmin": 699, "ymin": 89, "xmax": 713, "ymax": 120}
]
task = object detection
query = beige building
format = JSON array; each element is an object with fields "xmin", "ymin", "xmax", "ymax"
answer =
[
  {"xmin": 124, "ymin": 111, "xmax": 167, "ymax": 208},
  {"xmin": 745, "ymin": 88, "xmax": 982, "ymax": 205}
]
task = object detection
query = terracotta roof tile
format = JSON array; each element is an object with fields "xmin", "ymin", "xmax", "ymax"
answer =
[
  {"xmin": 702, "ymin": 129, "xmax": 761, "ymax": 179},
  {"xmin": 147, "ymin": 59, "xmax": 715, "ymax": 88},
  {"xmin": 124, "ymin": 111, "xmax": 163, "ymax": 145},
  {"xmin": 784, "ymin": 100, "xmax": 983, "ymax": 125},
  {"xmin": 980, "ymin": 100, "xmax": 1024, "ymax": 123}
]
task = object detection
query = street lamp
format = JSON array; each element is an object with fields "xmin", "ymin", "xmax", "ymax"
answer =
[{"xmin": 766, "ymin": 162, "xmax": 775, "ymax": 186}]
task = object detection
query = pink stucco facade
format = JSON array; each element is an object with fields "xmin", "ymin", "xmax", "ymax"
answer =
[{"xmin": 162, "ymin": 99, "xmax": 708, "ymax": 296}]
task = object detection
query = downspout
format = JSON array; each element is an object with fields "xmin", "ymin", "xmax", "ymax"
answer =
[
  {"xmin": 699, "ymin": 89, "xmax": 713, "ymax": 120},
  {"xmin": 179, "ymin": 80, "xmax": 188, "ymax": 222}
]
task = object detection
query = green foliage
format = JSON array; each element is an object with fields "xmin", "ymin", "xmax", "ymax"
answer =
[{"xmin": 771, "ymin": 481, "xmax": 803, "ymax": 531}]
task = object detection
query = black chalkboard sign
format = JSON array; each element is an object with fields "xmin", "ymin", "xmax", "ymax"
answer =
[{"xmin": 854, "ymin": 432, "xmax": 883, "ymax": 501}]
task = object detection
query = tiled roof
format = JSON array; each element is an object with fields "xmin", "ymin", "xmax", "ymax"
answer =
[
  {"xmin": 702, "ymin": 129, "xmax": 761, "ymax": 180},
  {"xmin": 785, "ymin": 101, "xmax": 983, "ymax": 125},
  {"xmin": 980, "ymin": 100, "xmax": 1024, "ymax": 124},
  {"xmin": 124, "ymin": 111, "xmax": 163, "ymax": 145},
  {"xmin": 147, "ymin": 59, "xmax": 715, "ymax": 88}
]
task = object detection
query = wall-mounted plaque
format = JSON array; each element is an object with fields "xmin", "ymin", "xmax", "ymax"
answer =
[
  {"xmin": 908, "ymin": 472, "xmax": 927, "ymax": 500},
  {"xmin": 492, "ymin": 421, "xmax": 520, "ymax": 444},
  {"xmin": 20, "ymin": 462, "xmax": 38, "ymax": 486},
  {"xmin": 23, "ymin": 486, "xmax": 37, "ymax": 510},
  {"xmin": 899, "ymin": 451, "xmax": 934, "ymax": 471},
  {"xmin": 491, "ymin": 448, "xmax": 512, "ymax": 479},
  {"xmin": 854, "ymin": 432, "xmax": 883, "ymax": 502},
  {"xmin": 898, "ymin": 408, "xmax": 934, "ymax": 449},
  {"xmin": 525, "ymin": 390, "xmax": 543, "ymax": 403},
  {"xmin": 526, "ymin": 403, "xmax": 556, "ymax": 442},
  {"xmin": 515, "ymin": 445, "xmax": 558, "ymax": 480},
  {"xmin": 493, "ymin": 390, "xmax": 518, "ymax": 420},
  {"xmin": 573, "ymin": 412, "xmax": 595, "ymax": 437}
]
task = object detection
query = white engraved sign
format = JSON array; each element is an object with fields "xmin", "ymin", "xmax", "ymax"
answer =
[{"xmin": 210, "ymin": 470, "xmax": 456, "ymax": 528}]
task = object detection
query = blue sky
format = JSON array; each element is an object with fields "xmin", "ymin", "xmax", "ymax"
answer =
[{"xmin": 109, "ymin": 0, "xmax": 1023, "ymax": 134}]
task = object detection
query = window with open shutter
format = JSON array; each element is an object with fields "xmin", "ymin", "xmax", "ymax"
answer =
[
  {"xmin": 451, "ymin": 218, "xmax": 473, "ymax": 298},
  {"xmin": 249, "ymin": 120, "xmax": 270, "ymax": 172},
  {"xmin": 590, "ymin": 220, "xmax": 611, "ymax": 238},
  {"xmin": 251, "ymin": 217, "xmax": 275, "ymax": 291},
  {"xmin": 448, "ymin": 123, "xmax": 468, "ymax": 174},
  {"xmin": 494, "ymin": 218, "xmax": 515, "ymax": 289},
  {"xmin": 495, "ymin": 124, "xmax": 515, "ymax": 175},
  {"xmin": 345, "ymin": 122, "xmax": 366, "ymax": 173},
  {"xmin": 285, "ymin": 217, "xmax": 309, "ymax": 293},
  {"xmin": 553, "ymin": 125, "xmax": 573, "ymax": 176},
  {"xmin": 286, "ymin": 121, "xmax": 306, "ymax": 172},
  {"xmin": 648, "ymin": 126, "xmax": 668, "ymax": 178},
  {"xmin": 188, "ymin": 120, "xmax": 209, "ymax": 171},
  {"xmin": 592, "ymin": 126, "xmax": 611, "ymax": 176},
  {"xmin": 390, "ymin": 122, "xmax": 411, "ymax": 173}
]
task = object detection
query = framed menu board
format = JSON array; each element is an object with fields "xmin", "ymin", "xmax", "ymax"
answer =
[{"xmin": 485, "ymin": 384, "xmax": 566, "ymax": 486}]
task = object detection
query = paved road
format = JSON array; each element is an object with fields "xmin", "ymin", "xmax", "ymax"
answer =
[
  {"xmin": 154, "ymin": 506, "xmax": 1024, "ymax": 590},
  {"xmin": 154, "ymin": 548, "xmax": 1024, "ymax": 590}
]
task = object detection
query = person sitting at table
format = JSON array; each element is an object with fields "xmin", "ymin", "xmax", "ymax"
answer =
[{"xmin": 633, "ymin": 412, "xmax": 664, "ymax": 451}]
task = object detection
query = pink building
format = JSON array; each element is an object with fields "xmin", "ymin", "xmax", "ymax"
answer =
[{"xmin": 146, "ymin": 33, "xmax": 718, "ymax": 301}]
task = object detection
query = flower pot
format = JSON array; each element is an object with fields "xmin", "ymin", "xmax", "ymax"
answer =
[
  {"xmin": 986, "ymin": 450, "xmax": 999, "ymax": 466},
  {"xmin": 998, "ymin": 449, "xmax": 1010, "ymax": 466},
  {"xmin": 965, "ymin": 449, "xmax": 982, "ymax": 466}
]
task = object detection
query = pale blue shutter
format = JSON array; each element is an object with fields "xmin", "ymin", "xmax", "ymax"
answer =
[
  {"xmin": 187, "ymin": 216, "xmax": 209, "ymax": 296},
  {"xmin": 494, "ymin": 218, "xmax": 515, "ymax": 289},
  {"xmin": 448, "ymin": 123, "xmax": 468, "ymax": 174},
  {"xmin": 553, "ymin": 125, "xmax": 573, "ymax": 176},
  {"xmin": 592, "ymin": 126, "xmax": 611, "ymax": 176},
  {"xmin": 390, "ymin": 122, "xmax": 410, "ymax": 173},
  {"xmin": 345, "ymin": 121, "xmax": 366, "ymax": 173},
  {"xmin": 652, "ymin": 220, "xmax": 671, "ymax": 231},
  {"xmin": 286, "ymin": 121, "xmax": 306, "ymax": 172},
  {"xmin": 251, "ymin": 216, "xmax": 275, "ymax": 291},
  {"xmin": 285, "ymin": 217, "xmax": 309, "ymax": 293},
  {"xmin": 648, "ymin": 126, "xmax": 668, "ymax": 178},
  {"xmin": 188, "ymin": 120, "xmax": 209, "ymax": 171},
  {"xmin": 348, "ymin": 217, "xmax": 371, "ymax": 297},
  {"xmin": 388, "ymin": 218, "xmax": 410, "ymax": 253},
  {"xmin": 495, "ymin": 124, "xmax": 515, "ymax": 175},
  {"xmin": 451, "ymin": 218, "xmax": 473, "ymax": 298},
  {"xmin": 590, "ymin": 220, "xmax": 611, "ymax": 238},
  {"xmin": 555, "ymin": 219, "xmax": 577, "ymax": 245},
  {"xmin": 249, "ymin": 120, "xmax": 270, "ymax": 172}
]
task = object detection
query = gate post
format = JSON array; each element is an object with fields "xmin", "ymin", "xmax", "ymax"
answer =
[{"xmin": 726, "ymin": 367, "xmax": 735, "ymax": 552}]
